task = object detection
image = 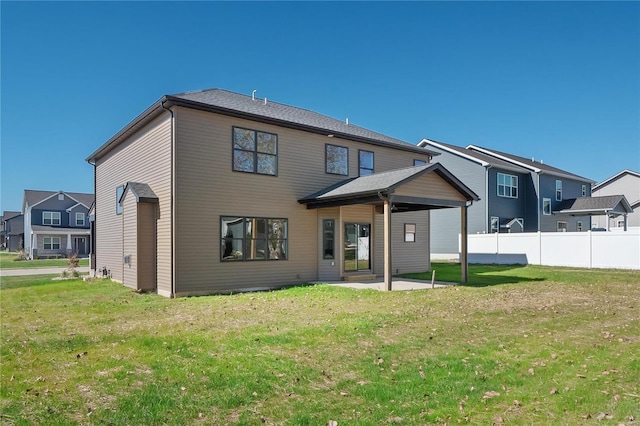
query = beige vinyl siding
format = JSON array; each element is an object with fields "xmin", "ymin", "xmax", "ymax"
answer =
[
  {"xmin": 137, "ymin": 202, "xmax": 157, "ymax": 291},
  {"xmin": 394, "ymin": 173, "xmax": 468, "ymax": 201},
  {"xmin": 122, "ymin": 193, "xmax": 137, "ymax": 289},
  {"xmin": 374, "ymin": 210, "xmax": 430, "ymax": 276},
  {"xmin": 95, "ymin": 114, "xmax": 171, "ymax": 291},
  {"xmin": 173, "ymin": 108, "xmax": 430, "ymax": 295}
]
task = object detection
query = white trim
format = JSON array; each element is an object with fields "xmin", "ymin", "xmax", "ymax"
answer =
[
  {"xmin": 593, "ymin": 169, "xmax": 640, "ymax": 190},
  {"xmin": 75, "ymin": 212, "xmax": 85, "ymax": 226},
  {"xmin": 29, "ymin": 191, "xmax": 90, "ymax": 210},
  {"xmin": 418, "ymin": 139, "xmax": 490, "ymax": 167},
  {"xmin": 497, "ymin": 172, "xmax": 518, "ymax": 198},
  {"xmin": 467, "ymin": 145, "xmax": 542, "ymax": 173}
]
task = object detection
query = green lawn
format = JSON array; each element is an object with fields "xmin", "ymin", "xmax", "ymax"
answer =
[
  {"xmin": 0, "ymin": 252, "xmax": 89, "ymax": 269},
  {"xmin": 1, "ymin": 265, "xmax": 639, "ymax": 425}
]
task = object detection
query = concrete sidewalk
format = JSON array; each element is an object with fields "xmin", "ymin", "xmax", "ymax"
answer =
[
  {"xmin": 319, "ymin": 277, "xmax": 457, "ymax": 291},
  {"xmin": 0, "ymin": 267, "xmax": 90, "ymax": 277}
]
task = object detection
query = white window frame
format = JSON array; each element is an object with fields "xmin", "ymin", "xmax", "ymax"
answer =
[
  {"xmin": 497, "ymin": 173, "xmax": 518, "ymax": 198},
  {"xmin": 76, "ymin": 212, "xmax": 85, "ymax": 226},
  {"xmin": 556, "ymin": 180, "xmax": 562, "ymax": 201},
  {"xmin": 490, "ymin": 216, "xmax": 499, "ymax": 233},
  {"xmin": 404, "ymin": 223, "xmax": 416, "ymax": 242},
  {"xmin": 44, "ymin": 237, "xmax": 61, "ymax": 250},
  {"xmin": 581, "ymin": 185, "xmax": 587, "ymax": 197},
  {"xmin": 577, "ymin": 221, "xmax": 583, "ymax": 231},
  {"xmin": 543, "ymin": 198, "xmax": 551, "ymax": 215},
  {"xmin": 43, "ymin": 211, "xmax": 61, "ymax": 225},
  {"xmin": 116, "ymin": 185, "xmax": 124, "ymax": 215},
  {"xmin": 557, "ymin": 221, "xmax": 567, "ymax": 232}
]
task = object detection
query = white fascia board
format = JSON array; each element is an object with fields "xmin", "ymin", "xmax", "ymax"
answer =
[
  {"xmin": 419, "ymin": 139, "xmax": 490, "ymax": 167},
  {"xmin": 593, "ymin": 169, "xmax": 640, "ymax": 190},
  {"xmin": 467, "ymin": 145, "xmax": 542, "ymax": 173}
]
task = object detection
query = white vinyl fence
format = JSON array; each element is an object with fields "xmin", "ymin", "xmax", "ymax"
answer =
[{"xmin": 463, "ymin": 230, "xmax": 640, "ymax": 270}]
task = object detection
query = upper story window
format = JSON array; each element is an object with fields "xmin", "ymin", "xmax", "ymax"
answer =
[
  {"xmin": 326, "ymin": 144, "xmax": 348, "ymax": 175},
  {"xmin": 221, "ymin": 216, "xmax": 288, "ymax": 261},
  {"xmin": 116, "ymin": 185, "xmax": 124, "ymax": 215},
  {"xmin": 359, "ymin": 150, "xmax": 374, "ymax": 176},
  {"xmin": 556, "ymin": 180, "xmax": 562, "ymax": 201},
  {"xmin": 581, "ymin": 184, "xmax": 587, "ymax": 197},
  {"xmin": 233, "ymin": 127, "xmax": 278, "ymax": 176},
  {"xmin": 43, "ymin": 211, "xmax": 61, "ymax": 225},
  {"xmin": 414, "ymin": 159, "xmax": 427, "ymax": 166},
  {"xmin": 76, "ymin": 212, "xmax": 85, "ymax": 226},
  {"xmin": 543, "ymin": 198, "xmax": 551, "ymax": 215},
  {"xmin": 497, "ymin": 173, "xmax": 518, "ymax": 198}
]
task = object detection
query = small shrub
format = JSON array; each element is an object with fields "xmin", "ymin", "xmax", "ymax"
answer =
[
  {"xmin": 14, "ymin": 250, "xmax": 27, "ymax": 261},
  {"xmin": 67, "ymin": 254, "xmax": 80, "ymax": 270}
]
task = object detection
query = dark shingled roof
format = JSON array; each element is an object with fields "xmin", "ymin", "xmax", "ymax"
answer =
[
  {"xmin": 468, "ymin": 145, "xmax": 593, "ymax": 183},
  {"xmin": 24, "ymin": 190, "xmax": 95, "ymax": 210},
  {"xmin": 555, "ymin": 195, "xmax": 633, "ymax": 215},
  {"xmin": 87, "ymin": 88, "xmax": 439, "ymax": 162},
  {"xmin": 167, "ymin": 89, "xmax": 436, "ymax": 155},
  {"xmin": 420, "ymin": 139, "xmax": 530, "ymax": 173},
  {"xmin": 2, "ymin": 211, "xmax": 21, "ymax": 221},
  {"xmin": 299, "ymin": 163, "xmax": 479, "ymax": 205},
  {"xmin": 121, "ymin": 182, "xmax": 158, "ymax": 203}
]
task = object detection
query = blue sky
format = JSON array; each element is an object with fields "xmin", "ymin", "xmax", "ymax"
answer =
[{"xmin": 1, "ymin": 1, "xmax": 638, "ymax": 212}]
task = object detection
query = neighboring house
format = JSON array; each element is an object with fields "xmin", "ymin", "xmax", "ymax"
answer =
[
  {"xmin": 418, "ymin": 139, "xmax": 595, "ymax": 257},
  {"xmin": 1, "ymin": 211, "xmax": 24, "ymax": 252},
  {"xmin": 86, "ymin": 88, "xmax": 478, "ymax": 297},
  {"xmin": 23, "ymin": 190, "xmax": 94, "ymax": 258},
  {"xmin": 592, "ymin": 170, "xmax": 640, "ymax": 229}
]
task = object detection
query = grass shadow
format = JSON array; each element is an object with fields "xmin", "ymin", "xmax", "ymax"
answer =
[
  {"xmin": 0, "ymin": 275, "xmax": 63, "ymax": 290},
  {"xmin": 401, "ymin": 263, "xmax": 546, "ymax": 287}
]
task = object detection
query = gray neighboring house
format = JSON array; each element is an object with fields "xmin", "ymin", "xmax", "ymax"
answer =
[
  {"xmin": 592, "ymin": 170, "xmax": 640, "ymax": 229},
  {"xmin": 23, "ymin": 190, "xmax": 94, "ymax": 258},
  {"xmin": 418, "ymin": 139, "xmax": 595, "ymax": 257},
  {"xmin": 1, "ymin": 211, "xmax": 24, "ymax": 252}
]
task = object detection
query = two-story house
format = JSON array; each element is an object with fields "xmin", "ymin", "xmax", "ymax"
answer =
[
  {"xmin": 592, "ymin": 170, "xmax": 640, "ymax": 230},
  {"xmin": 23, "ymin": 190, "xmax": 94, "ymax": 259},
  {"xmin": 1, "ymin": 211, "xmax": 23, "ymax": 252},
  {"xmin": 86, "ymin": 88, "xmax": 478, "ymax": 297},
  {"xmin": 418, "ymin": 139, "xmax": 595, "ymax": 257}
]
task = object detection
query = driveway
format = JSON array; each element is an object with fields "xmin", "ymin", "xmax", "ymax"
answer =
[{"xmin": 0, "ymin": 267, "xmax": 90, "ymax": 277}]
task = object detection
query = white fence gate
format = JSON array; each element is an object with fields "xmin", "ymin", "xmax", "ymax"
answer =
[{"xmin": 462, "ymin": 230, "xmax": 640, "ymax": 270}]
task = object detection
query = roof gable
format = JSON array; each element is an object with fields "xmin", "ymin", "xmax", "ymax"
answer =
[
  {"xmin": 120, "ymin": 182, "xmax": 158, "ymax": 204},
  {"xmin": 418, "ymin": 139, "xmax": 531, "ymax": 173},
  {"xmin": 555, "ymin": 195, "xmax": 633, "ymax": 215},
  {"xmin": 467, "ymin": 145, "xmax": 593, "ymax": 183},
  {"xmin": 23, "ymin": 190, "xmax": 94, "ymax": 211},
  {"xmin": 593, "ymin": 169, "xmax": 640, "ymax": 191}
]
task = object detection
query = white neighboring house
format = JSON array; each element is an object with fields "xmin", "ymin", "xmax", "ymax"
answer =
[
  {"xmin": 23, "ymin": 190, "xmax": 94, "ymax": 259},
  {"xmin": 592, "ymin": 170, "xmax": 640, "ymax": 230}
]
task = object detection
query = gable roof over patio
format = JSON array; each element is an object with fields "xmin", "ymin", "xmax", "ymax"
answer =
[
  {"xmin": 299, "ymin": 162, "xmax": 480, "ymax": 289},
  {"xmin": 555, "ymin": 195, "xmax": 632, "ymax": 216},
  {"xmin": 298, "ymin": 163, "xmax": 479, "ymax": 210}
]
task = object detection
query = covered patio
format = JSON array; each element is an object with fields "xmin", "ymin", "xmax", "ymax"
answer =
[
  {"xmin": 299, "ymin": 163, "xmax": 479, "ymax": 290},
  {"xmin": 555, "ymin": 195, "xmax": 633, "ymax": 231}
]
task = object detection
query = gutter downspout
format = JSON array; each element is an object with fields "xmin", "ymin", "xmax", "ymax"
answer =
[
  {"xmin": 485, "ymin": 165, "xmax": 492, "ymax": 233},
  {"xmin": 161, "ymin": 100, "xmax": 176, "ymax": 298}
]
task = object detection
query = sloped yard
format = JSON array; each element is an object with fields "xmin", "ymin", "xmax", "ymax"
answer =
[{"xmin": 1, "ymin": 265, "xmax": 638, "ymax": 425}]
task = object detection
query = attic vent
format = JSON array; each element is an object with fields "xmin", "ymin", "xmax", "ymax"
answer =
[{"xmin": 58, "ymin": 194, "xmax": 64, "ymax": 201}]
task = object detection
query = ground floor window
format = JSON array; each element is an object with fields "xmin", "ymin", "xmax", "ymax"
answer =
[
  {"xmin": 221, "ymin": 216, "xmax": 288, "ymax": 261},
  {"xmin": 577, "ymin": 221, "xmax": 583, "ymax": 231},
  {"xmin": 557, "ymin": 221, "xmax": 567, "ymax": 232},
  {"xmin": 404, "ymin": 223, "xmax": 416, "ymax": 242},
  {"xmin": 323, "ymin": 219, "xmax": 335, "ymax": 259},
  {"xmin": 44, "ymin": 237, "xmax": 61, "ymax": 250}
]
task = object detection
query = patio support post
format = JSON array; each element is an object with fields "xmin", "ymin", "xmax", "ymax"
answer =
[
  {"xmin": 624, "ymin": 213, "xmax": 628, "ymax": 231},
  {"xmin": 384, "ymin": 199, "xmax": 392, "ymax": 291},
  {"xmin": 461, "ymin": 205, "xmax": 468, "ymax": 284}
]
